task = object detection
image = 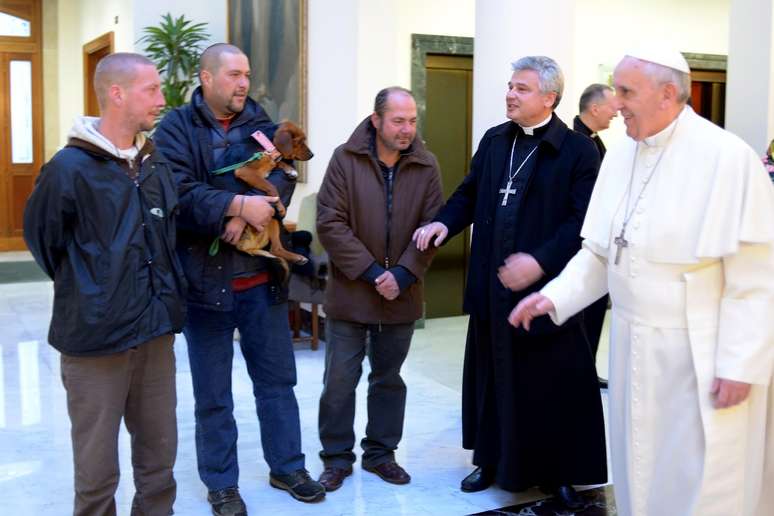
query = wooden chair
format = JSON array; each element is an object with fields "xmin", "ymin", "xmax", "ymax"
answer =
[{"xmin": 287, "ymin": 193, "xmax": 326, "ymax": 350}]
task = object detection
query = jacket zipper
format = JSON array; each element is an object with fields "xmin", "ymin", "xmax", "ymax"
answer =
[
  {"xmin": 384, "ymin": 166, "xmax": 394, "ymax": 269},
  {"xmin": 132, "ymin": 157, "xmax": 157, "ymax": 297}
]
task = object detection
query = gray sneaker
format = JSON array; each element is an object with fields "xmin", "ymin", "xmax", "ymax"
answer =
[
  {"xmin": 269, "ymin": 469, "xmax": 326, "ymax": 502},
  {"xmin": 207, "ymin": 487, "xmax": 247, "ymax": 516}
]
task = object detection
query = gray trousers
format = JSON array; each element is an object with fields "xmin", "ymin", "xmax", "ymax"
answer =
[
  {"xmin": 318, "ymin": 318, "xmax": 414, "ymax": 468},
  {"xmin": 60, "ymin": 334, "xmax": 177, "ymax": 516}
]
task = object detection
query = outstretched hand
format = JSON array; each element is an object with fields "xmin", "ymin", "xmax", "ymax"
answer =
[
  {"xmin": 508, "ymin": 293, "xmax": 555, "ymax": 330},
  {"xmin": 413, "ymin": 222, "xmax": 448, "ymax": 251}
]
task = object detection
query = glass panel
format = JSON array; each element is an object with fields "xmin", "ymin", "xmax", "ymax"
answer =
[
  {"xmin": 0, "ymin": 12, "xmax": 31, "ymax": 37},
  {"xmin": 10, "ymin": 60, "xmax": 33, "ymax": 164}
]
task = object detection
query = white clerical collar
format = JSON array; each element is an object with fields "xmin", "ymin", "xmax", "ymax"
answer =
[
  {"xmin": 642, "ymin": 105, "xmax": 689, "ymax": 147},
  {"xmin": 520, "ymin": 113, "xmax": 553, "ymax": 136}
]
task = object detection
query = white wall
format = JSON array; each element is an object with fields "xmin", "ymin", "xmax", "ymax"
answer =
[
  {"xmin": 42, "ymin": 0, "xmax": 59, "ymax": 160},
  {"xmin": 55, "ymin": 0, "xmax": 135, "ymax": 147},
  {"xmin": 290, "ymin": 0, "xmax": 475, "ymax": 220},
  {"xmin": 726, "ymin": 0, "xmax": 774, "ymax": 153},
  {"xmin": 473, "ymin": 0, "xmax": 577, "ymax": 148},
  {"xmin": 51, "ymin": 0, "xmax": 762, "ymax": 216},
  {"xmin": 571, "ymin": 0, "xmax": 731, "ymax": 148},
  {"xmin": 289, "ymin": 0, "xmax": 360, "ymax": 221},
  {"xmin": 473, "ymin": 0, "xmax": 732, "ymax": 152},
  {"xmin": 52, "ymin": 0, "xmax": 224, "ymax": 150},
  {"xmin": 132, "ymin": 0, "xmax": 227, "ymax": 59}
]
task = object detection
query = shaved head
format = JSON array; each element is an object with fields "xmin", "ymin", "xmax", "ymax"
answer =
[
  {"xmin": 94, "ymin": 53, "xmax": 156, "ymax": 110},
  {"xmin": 200, "ymin": 43, "xmax": 246, "ymax": 75}
]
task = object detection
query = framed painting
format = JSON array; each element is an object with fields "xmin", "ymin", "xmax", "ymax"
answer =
[{"xmin": 228, "ymin": 0, "xmax": 308, "ymax": 181}]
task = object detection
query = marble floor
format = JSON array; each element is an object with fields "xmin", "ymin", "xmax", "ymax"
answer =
[{"xmin": 0, "ymin": 252, "xmax": 612, "ymax": 515}]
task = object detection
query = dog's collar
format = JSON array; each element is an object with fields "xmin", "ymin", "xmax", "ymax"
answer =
[
  {"xmin": 251, "ymin": 129, "xmax": 282, "ymax": 163},
  {"xmin": 251, "ymin": 130, "xmax": 277, "ymax": 154}
]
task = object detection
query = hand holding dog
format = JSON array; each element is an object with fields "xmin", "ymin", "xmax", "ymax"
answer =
[
  {"xmin": 238, "ymin": 195, "xmax": 279, "ymax": 232},
  {"xmin": 222, "ymin": 216, "xmax": 247, "ymax": 245},
  {"xmin": 375, "ymin": 271, "xmax": 399, "ymax": 300}
]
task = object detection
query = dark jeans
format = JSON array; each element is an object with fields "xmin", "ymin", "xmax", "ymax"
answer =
[
  {"xmin": 318, "ymin": 318, "xmax": 414, "ymax": 469},
  {"xmin": 60, "ymin": 334, "xmax": 177, "ymax": 516},
  {"xmin": 184, "ymin": 284, "xmax": 305, "ymax": 491}
]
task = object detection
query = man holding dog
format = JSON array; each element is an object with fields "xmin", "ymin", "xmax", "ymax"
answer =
[
  {"xmin": 315, "ymin": 87, "xmax": 444, "ymax": 491},
  {"xmin": 155, "ymin": 43, "xmax": 324, "ymax": 514},
  {"xmin": 24, "ymin": 53, "xmax": 185, "ymax": 516}
]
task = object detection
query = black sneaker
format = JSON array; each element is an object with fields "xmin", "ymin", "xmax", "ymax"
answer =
[
  {"xmin": 207, "ymin": 487, "xmax": 247, "ymax": 516},
  {"xmin": 269, "ymin": 469, "xmax": 326, "ymax": 502}
]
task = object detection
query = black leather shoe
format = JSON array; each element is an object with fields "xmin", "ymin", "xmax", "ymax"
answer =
[
  {"xmin": 554, "ymin": 485, "xmax": 584, "ymax": 510},
  {"xmin": 460, "ymin": 466, "xmax": 495, "ymax": 493}
]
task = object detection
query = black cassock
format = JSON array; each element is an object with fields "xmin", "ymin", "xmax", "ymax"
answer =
[{"xmin": 435, "ymin": 115, "xmax": 607, "ymax": 491}]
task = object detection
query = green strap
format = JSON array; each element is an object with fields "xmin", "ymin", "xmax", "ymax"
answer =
[
  {"xmin": 209, "ymin": 237, "xmax": 220, "ymax": 256},
  {"xmin": 208, "ymin": 150, "xmax": 267, "ymax": 255},
  {"xmin": 209, "ymin": 150, "xmax": 265, "ymax": 175}
]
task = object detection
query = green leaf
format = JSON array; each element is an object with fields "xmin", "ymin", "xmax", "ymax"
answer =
[{"xmin": 138, "ymin": 12, "xmax": 210, "ymax": 109}]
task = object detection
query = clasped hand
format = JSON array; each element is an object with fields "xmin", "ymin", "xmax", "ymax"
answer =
[
  {"xmin": 374, "ymin": 271, "xmax": 399, "ymax": 300},
  {"xmin": 498, "ymin": 253, "xmax": 544, "ymax": 292}
]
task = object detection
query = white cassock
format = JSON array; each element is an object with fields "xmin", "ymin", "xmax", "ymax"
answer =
[{"xmin": 541, "ymin": 106, "xmax": 774, "ymax": 516}]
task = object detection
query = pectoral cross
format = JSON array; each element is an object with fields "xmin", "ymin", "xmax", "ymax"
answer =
[
  {"xmin": 499, "ymin": 180, "xmax": 517, "ymax": 206},
  {"xmin": 613, "ymin": 228, "xmax": 629, "ymax": 265}
]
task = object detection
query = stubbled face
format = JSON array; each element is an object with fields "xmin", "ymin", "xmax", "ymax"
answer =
[
  {"xmin": 591, "ymin": 89, "xmax": 618, "ymax": 131},
  {"xmin": 371, "ymin": 93, "xmax": 417, "ymax": 153},
  {"xmin": 202, "ymin": 52, "xmax": 251, "ymax": 118},
  {"xmin": 612, "ymin": 57, "xmax": 670, "ymax": 141},
  {"xmin": 506, "ymin": 70, "xmax": 555, "ymax": 126},
  {"xmin": 124, "ymin": 64, "xmax": 165, "ymax": 132}
]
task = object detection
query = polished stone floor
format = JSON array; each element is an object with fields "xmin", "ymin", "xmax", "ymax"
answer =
[{"xmin": 0, "ymin": 252, "xmax": 612, "ymax": 515}]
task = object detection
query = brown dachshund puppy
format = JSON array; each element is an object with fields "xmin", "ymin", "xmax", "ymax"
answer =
[{"xmin": 234, "ymin": 121, "xmax": 314, "ymax": 271}]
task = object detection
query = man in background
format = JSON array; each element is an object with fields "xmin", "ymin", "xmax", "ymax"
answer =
[{"xmin": 574, "ymin": 82, "xmax": 618, "ymax": 388}]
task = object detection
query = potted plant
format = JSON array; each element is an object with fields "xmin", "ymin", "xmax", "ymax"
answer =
[{"xmin": 138, "ymin": 13, "xmax": 210, "ymax": 112}]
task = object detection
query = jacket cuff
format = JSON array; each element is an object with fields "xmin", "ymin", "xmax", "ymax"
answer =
[
  {"xmin": 390, "ymin": 266, "xmax": 416, "ymax": 293},
  {"xmin": 360, "ymin": 262, "xmax": 386, "ymax": 285}
]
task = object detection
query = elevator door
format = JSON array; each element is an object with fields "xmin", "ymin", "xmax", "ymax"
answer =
[{"xmin": 422, "ymin": 54, "xmax": 473, "ymax": 318}]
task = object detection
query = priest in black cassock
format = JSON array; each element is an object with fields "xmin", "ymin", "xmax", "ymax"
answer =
[
  {"xmin": 573, "ymin": 83, "xmax": 618, "ymax": 389},
  {"xmin": 414, "ymin": 56, "xmax": 607, "ymax": 510}
]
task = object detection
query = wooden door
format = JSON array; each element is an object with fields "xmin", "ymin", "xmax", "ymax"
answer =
[
  {"xmin": 422, "ymin": 54, "xmax": 473, "ymax": 318},
  {"xmin": 690, "ymin": 69, "xmax": 726, "ymax": 127},
  {"xmin": 0, "ymin": 0, "xmax": 43, "ymax": 251},
  {"xmin": 83, "ymin": 32, "xmax": 114, "ymax": 116}
]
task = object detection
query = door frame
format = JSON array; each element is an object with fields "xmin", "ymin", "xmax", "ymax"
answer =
[
  {"xmin": 83, "ymin": 31, "xmax": 114, "ymax": 117},
  {"xmin": 0, "ymin": 0, "xmax": 43, "ymax": 250},
  {"xmin": 411, "ymin": 34, "xmax": 473, "ymax": 136}
]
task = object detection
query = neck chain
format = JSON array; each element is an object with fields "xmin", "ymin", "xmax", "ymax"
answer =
[
  {"xmin": 613, "ymin": 119, "xmax": 680, "ymax": 265},
  {"xmin": 499, "ymin": 136, "xmax": 538, "ymax": 206}
]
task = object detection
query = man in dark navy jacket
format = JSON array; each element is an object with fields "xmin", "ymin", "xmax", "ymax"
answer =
[
  {"xmin": 415, "ymin": 56, "xmax": 607, "ymax": 509},
  {"xmin": 154, "ymin": 43, "xmax": 324, "ymax": 515},
  {"xmin": 24, "ymin": 53, "xmax": 185, "ymax": 516}
]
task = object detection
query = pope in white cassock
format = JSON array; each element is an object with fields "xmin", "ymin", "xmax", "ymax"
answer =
[{"xmin": 510, "ymin": 48, "xmax": 774, "ymax": 516}]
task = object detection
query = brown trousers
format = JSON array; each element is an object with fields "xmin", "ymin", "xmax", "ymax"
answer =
[{"xmin": 60, "ymin": 334, "xmax": 177, "ymax": 516}]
